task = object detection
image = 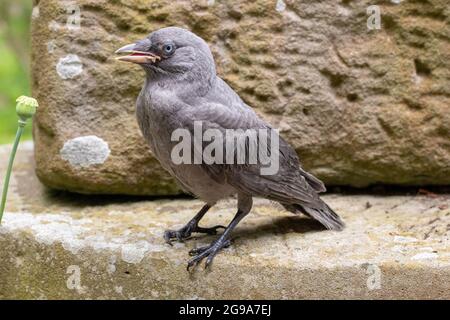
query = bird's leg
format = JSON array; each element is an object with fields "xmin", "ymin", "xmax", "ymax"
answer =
[
  {"xmin": 187, "ymin": 210, "xmax": 248, "ymax": 270},
  {"xmin": 187, "ymin": 194, "xmax": 252, "ymax": 270},
  {"xmin": 164, "ymin": 204, "xmax": 225, "ymax": 244}
]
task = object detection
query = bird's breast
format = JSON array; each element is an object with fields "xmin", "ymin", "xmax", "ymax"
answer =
[{"xmin": 136, "ymin": 89, "xmax": 172, "ymax": 163}]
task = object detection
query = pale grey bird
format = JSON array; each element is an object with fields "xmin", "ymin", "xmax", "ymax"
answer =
[{"xmin": 116, "ymin": 27, "xmax": 344, "ymax": 270}]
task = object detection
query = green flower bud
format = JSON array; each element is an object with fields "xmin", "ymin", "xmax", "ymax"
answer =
[
  {"xmin": 16, "ymin": 95, "xmax": 39, "ymax": 121},
  {"xmin": 1, "ymin": 96, "xmax": 39, "ymax": 223}
]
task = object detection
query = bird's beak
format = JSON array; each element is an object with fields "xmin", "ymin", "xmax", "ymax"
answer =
[{"xmin": 115, "ymin": 43, "xmax": 161, "ymax": 64}]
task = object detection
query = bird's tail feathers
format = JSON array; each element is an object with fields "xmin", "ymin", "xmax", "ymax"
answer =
[{"xmin": 282, "ymin": 201, "xmax": 345, "ymax": 231}]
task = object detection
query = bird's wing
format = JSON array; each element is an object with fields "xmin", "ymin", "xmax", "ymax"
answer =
[{"xmin": 175, "ymin": 84, "xmax": 325, "ymax": 206}]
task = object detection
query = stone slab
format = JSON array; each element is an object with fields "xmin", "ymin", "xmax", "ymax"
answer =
[{"xmin": 0, "ymin": 144, "xmax": 449, "ymax": 299}]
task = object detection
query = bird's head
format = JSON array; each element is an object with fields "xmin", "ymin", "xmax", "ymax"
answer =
[{"xmin": 115, "ymin": 27, "xmax": 216, "ymax": 80}]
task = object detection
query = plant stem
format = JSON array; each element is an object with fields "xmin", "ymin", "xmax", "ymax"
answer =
[{"xmin": 0, "ymin": 121, "xmax": 25, "ymax": 224}]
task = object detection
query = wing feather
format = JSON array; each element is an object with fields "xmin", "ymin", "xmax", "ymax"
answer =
[{"xmin": 175, "ymin": 80, "xmax": 325, "ymax": 207}]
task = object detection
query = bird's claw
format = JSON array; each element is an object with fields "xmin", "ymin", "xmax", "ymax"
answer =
[
  {"xmin": 164, "ymin": 228, "xmax": 190, "ymax": 245},
  {"xmin": 187, "ymin": 238, "xmax": 231, "ymax": 271},
  {"xmin": 164, "ymin": 224, "xmax": 226, "ymax": 245}
]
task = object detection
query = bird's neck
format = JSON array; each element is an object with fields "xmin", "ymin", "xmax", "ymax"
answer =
[{"xmin": 145, "ymin": 70, "xmax": 217, "ymax": 98}]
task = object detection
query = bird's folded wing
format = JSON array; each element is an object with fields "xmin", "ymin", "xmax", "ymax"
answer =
[{"xmin": 176, "ymin": 100, "xmax": 323, "ymax": 206}]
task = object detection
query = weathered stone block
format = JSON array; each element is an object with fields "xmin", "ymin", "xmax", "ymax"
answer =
[
  {"xmin": 31, "ymin": 0, "xmax": 450, "ymax": 195},
  {"xmin": 1, "ymin": 145, "xmax": 450, "ymax": 299}
]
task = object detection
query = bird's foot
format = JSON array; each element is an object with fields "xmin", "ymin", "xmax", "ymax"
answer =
[
  {"xmin": 164, "ymin": 223, "xmax": 225, "ymax": 245},
  {"xmin": 187, "ymin": 238, "xmax": 232, "ymax": 271}
]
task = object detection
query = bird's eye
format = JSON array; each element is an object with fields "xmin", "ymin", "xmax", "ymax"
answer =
[{"xmin": 163, "ymin": 44, "xmax": 175, "ymax": 55}]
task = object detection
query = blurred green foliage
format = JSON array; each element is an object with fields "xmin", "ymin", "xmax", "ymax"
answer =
[{"xmin": 0, "ymin": 1, "xmax": 32, "ymax": 144}]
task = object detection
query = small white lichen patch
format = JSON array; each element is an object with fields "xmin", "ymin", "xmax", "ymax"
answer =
[
  {"xmin": 391, "ymin": 245, "xmax": 408, "ymax": 254},
  {"xmin": 418, "ymin": 247, "xmax": 435, "ymax": 252},
  {"xmin": 32, "ymin": 6, "xmax": 40, "ymax": 19},
  {"xmin": 337, "ymin": 5, "xmax": 351, "ymax": 17},
  {"xmin": 411, "ymin": 252, "xmax": 438, "ymax": 261},
  {"xmin": 394, "ymin": 236, "xmax": 418, "ymax": 243},
  {"xmin": 48, "ymin": 20, "xmax": 61, "ymax": 32},
  {"xmin": 107, "ymin": 255, "xmax": 117, "ymax": 274},
  {"xmin": 151, "ymin": 290, "xmax": 159, "ymax": 298},
  {"xmin": 413, "ymin": 73, "xmax": 423, "ymax": 85},
  {"xmin": 60, "ymin": 136, "xmax": 110, "ymax": 168},
  {"xmin": 275, "ymin": 0, "xmax": 286, "ymax": 12},
  {"xmin": 121, "ymin": 241, "xmax": 165, "ymax": 264},
  {"xmin": 15, "ymin": 257, "xmax": 24, "ymax": 267},
  {"xmin": 47, "ymin": 40, "xmax": 57, "ymax": 54},
  {"xmin": 56, "ymin": 54, "xmax": 83, "ymax": 79}
]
